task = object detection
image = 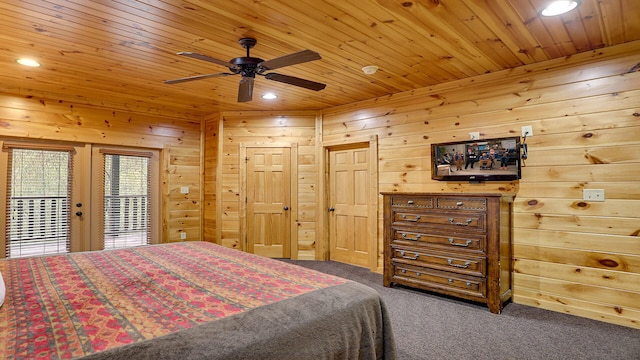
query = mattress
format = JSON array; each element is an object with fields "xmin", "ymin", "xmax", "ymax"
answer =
[{"xmin": 0, "ymin": 241, "xmax": 396, "ymax": 359}]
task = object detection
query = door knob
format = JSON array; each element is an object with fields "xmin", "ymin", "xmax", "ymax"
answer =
[
  {"xmin": 75, "ymin": 211, "xmax": 83, "ymax": 216},
  {"xmin": 283, "ymin": 206, "xmax": 289, "ymax": 210},
  {"xmin": 328, "ymin": 207, "xmax": 335, "ymax": 212}
]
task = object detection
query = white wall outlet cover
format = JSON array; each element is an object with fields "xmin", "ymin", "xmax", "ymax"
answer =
[
  {"xmin": 469, "ymin": 132, "xmax": 480, "ymax": 140},
  {"xmin": 180, "ymin": 186, "xmax": 189, "ymax": 194},
  {"xmin": 583, "ymin": 189, "xmax": 605, "ymax": 202},
  {"xmin": 180, "ymin": 232, "xmax": 187, "ymax": 239},
  {"xmin": 521, "ymin": 125, "xmax": 533, "ymax": 137}
]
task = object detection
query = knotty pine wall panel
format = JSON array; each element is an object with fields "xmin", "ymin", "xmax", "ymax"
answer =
[
  {"xmin": 202, "ymin": 113, "xmax": 219, "ymax": 243},
  {"xmin": 0, "ymin": 93, "xmax": 202, "ymax": 244},
  {"xmin": 321, "ymin": 42, "xmax": 640, "ymax": 328},
  {"xmin": 214, "ymin": 112, "xmax": 319, "ymax": 258}
]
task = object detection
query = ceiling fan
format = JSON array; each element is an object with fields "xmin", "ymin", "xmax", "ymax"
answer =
[{"xmin": 163, "ymin": 38, "xmax": 326, "ymax": 102}]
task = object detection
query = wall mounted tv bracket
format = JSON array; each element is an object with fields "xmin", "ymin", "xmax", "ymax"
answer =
[{"xmin": 521, "ymin": 132, "xmax": 529, "ymax": 165}]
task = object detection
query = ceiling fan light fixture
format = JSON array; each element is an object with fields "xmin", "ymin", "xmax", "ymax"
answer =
[
  {"xmin": 17, "ymin": 58, "xmax": 41, "ymax": 67},
  {"xmin": 362, "ymin": 65, "xmax": 379, "ymax": 75},
  {"xmin": 541, "ymin": 1, "xmax": 580, "ymax": 16}
]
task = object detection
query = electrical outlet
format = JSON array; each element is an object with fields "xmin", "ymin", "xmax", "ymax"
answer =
[
  {"xmin": 180, "ymin": 186, "xmax": 189, "ymax": 194},
  {"xmin": 469, "ymin": 131, "xmax": 480, "ymax": 140},
  {"xmin": 180, "ymin": 232, "xmax": 187, "ymax": 240},
  {"xmin": 521, "ymin": 125, "xmax": 533, "ymax": 137},
  {"xmin": 583, "ymin": 189, "xmax": 605, "ymax": 202}
]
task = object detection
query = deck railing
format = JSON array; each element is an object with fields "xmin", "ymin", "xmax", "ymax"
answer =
[
  {"xmin": 104, "ymin": 195, "xmax": 149, "ymax": 248},
  {"xmin": 7, "ymin": 196, "xmax": 69, "ymax": 257},
  {"xmin": 7, "ymin": 195, "xmax": 149, "ymax": 257}
]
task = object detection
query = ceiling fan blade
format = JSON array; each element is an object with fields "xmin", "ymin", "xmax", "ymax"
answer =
[
  {"xmin": 163, "ymin": 72, "xmax": 234, "ymax": 84},
  {"xmin": 259, "ymin": 50, "xmax": 321, "ymax": 70},
  {"xmin": 265, "ymin": 73, "xmax": 326, "ymax": 91},
  {"xmin": 238, "ymin": 77, "xmax": 254, "ymax": 102},
  {"xmin": 176, "ymin": 51, "xmax": 236, "ymax": 69}
]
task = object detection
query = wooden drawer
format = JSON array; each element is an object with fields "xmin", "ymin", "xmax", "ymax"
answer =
[
  {"xmin": 390, "ymin": 245, "xmax": 485, "ymax": 277},
  {"xmin": 389, "ymin": 195, "xmax": 434, "ymax": 209},
  {"xmin": 391, "ymin": 228, "xmax": 485, "ymax": 252},
  {"xmin": 436, "ymin": 197, "xmax": 487, "ymax": 211},
  {"xmin": 392, "ymin": 211, "xmax": 486, "ymax": 232},
  {"xmin": 392, "ymin": 263, "xmax": 486, "ymax": 299}
]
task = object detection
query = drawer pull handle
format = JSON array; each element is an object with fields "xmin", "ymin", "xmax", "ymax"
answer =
[
  {"xmin": 466, "ymin": 282, "xmax": 472, "ymax": 287},
  {"xmin": 401, "ymin": 269, "xmax": 407, "ymax": 274},
  {"xmin": 399, "ymin": 250, "xmax": 419, "ymax": 260},
  {"xmin": 401, "ymin": 233, "xmax": 421, "ymax": 241},
  {"xmin": 402, "ymin": 214, "xmax": 421, "ymax": 222},
  {"xmin": 456, "ymin": 202, "xmax": 463, "ymax": 206},
  {"xmin": 447, "ymin": 259, "xmax": 471, "ymax": 268},
  {"xmin": 448, "ymin": 279, "xmax": 454, "ymax": 283},
  {"xmin": 448, "ymin": 238, "xmax": 472, "ymax": 247},
  {"xmin": 407, "ymin": 200, "xmax": 414, "ymax": 204},
  {"xmin": 416, "ymin": 272, "xmax": 421, "ymax": 276},
  {"xmin": 448, "ymin": 218, "xmax": 472, "ymax": 226}
]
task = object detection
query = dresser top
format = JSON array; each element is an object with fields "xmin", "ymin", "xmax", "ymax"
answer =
[{"xmin": 380, "ymin": 192, "xmax": 514, "ymax": 198}]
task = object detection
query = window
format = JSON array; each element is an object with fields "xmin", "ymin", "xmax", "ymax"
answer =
[
  {"xmin": 5, "ymin": 148, "xmax": 72, "ymax": 258},
  {"xmin": 102, "ymin": 153, "xmax": 151, "ymax": 250}
]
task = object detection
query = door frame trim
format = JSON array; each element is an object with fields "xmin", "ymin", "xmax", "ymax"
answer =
[
  {"xmin": 90, "ymin": 146, "xmax": 161, "ymax": 251},
  {"xmin": 320, "ymin": 135, "xmax": 379, "ymax": 272},
  {"xmin": 239, "ymin": 142, "xmax": 298, "ymax": 258}
]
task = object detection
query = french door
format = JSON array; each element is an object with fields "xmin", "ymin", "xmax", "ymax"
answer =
[
  {"xmin": 90, "ymin": 147, "xmax": 160, "ymax": 251},
  {"xmin": 0, "ymin": 142, "xmax": 87, "ymax": 257},
  {"xmin": 0, "ymin": 140, "xmax": 160, "ymax": 258}
]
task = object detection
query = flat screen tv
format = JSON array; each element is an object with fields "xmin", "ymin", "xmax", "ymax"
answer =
[{"xmin": 431, "ymin": 136, "xmax": 522, "ymax": 182}]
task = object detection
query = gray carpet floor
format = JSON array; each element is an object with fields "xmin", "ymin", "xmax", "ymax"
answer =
[{"xmin": 281, "ymin": 259, "xmax": 640, "ymax": 360}]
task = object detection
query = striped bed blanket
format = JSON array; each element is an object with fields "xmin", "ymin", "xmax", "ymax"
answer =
[{"xmin": 1, "ymin": 241, "xmax": 376, "ymax": 359}]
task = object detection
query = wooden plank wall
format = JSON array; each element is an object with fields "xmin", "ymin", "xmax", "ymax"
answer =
[
  {"xmin": 321, "ymin": 41, "xmax": 640, "ymax": 328},
  {"xmin": 202, "ymin": 112, "xmax": 219, "ymax": 242},
  {"xmin": 0, "ymin": 94, "xmax": 203, "ymax": 244},
  {"xmin": 213, "ymin": 111, "xmax": 319, "ymax": 259}
]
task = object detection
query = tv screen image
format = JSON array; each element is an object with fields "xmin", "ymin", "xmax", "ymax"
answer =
[{"xmin": 431, "ymin": 136, "xmax": 522, "ymax": 182}]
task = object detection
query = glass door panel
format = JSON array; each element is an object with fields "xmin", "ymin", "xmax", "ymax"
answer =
[{"xmin": 103, "ymin": 153, "xmax": 150, "ymax": 249}]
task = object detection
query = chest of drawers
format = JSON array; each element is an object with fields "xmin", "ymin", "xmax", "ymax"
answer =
[{"xmin": 382, "ymin": 192, "xmax": 514, "ymax": 314}]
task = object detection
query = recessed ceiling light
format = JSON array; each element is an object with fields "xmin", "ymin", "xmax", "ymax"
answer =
[
  {"xmin": 262, "ymin": 93, "xmax": 277, "ymax": 100},
  {"xmin": 362, "ymin": 65, "xmax": 379, "ymax": 75},
  {"xmin": 16, "ymin": 58, "xmax": 41, "ymax": 67},
  {"xmin": 541, "ymin": 1, "xmax": 580, "ymax": 16}
]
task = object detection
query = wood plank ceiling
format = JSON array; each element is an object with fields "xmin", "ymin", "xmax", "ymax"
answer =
[{"xmin": 1, "ymin": 0, "xmax": 639, "ymax": 116}]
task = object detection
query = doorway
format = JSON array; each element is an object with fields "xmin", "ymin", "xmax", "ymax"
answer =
[
  {"xmin": 90, "ymin": 147, "xmax": 160, "ymax": 251},
  {"xmin": 240, "ymin": 144, "xmax": 298, "ymax": 258},
  {"xmin": 0, "ymin": 140, "xmax": 160, "ymax": 258},
  {"xmin": 0, "ymin": 141, "xmax": 88, "ymax": 257},
  {"xmin": 324, "ymin": 137, "xmax": 378, "ymax": 271}
]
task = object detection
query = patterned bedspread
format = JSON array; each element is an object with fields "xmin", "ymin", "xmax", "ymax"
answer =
[{"xmin": 0, "ymin": 242, "xmax": 347, "ymax": 359}]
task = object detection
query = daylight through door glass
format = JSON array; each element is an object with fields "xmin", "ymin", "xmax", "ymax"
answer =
[
  {"xmin": 103, "ymin": 154, "xmax": 150, "ymax": 249},
  {"xmin": 5, "ymin": 148, "xmax": 71, "ymax": 258}
]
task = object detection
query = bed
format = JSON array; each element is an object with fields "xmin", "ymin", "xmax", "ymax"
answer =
[{"xmin": 0, "ymin": 241, "xmax": 396, "ymax": 359}]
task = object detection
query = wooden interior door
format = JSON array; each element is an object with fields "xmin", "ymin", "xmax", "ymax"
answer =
[
  {"xmin": 246, "ymin": 147, "xmax": 291, "ymax": 258},
  {"xmin": 328, "ymin": 145, "xmax": 370, "ymax": 267}
]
